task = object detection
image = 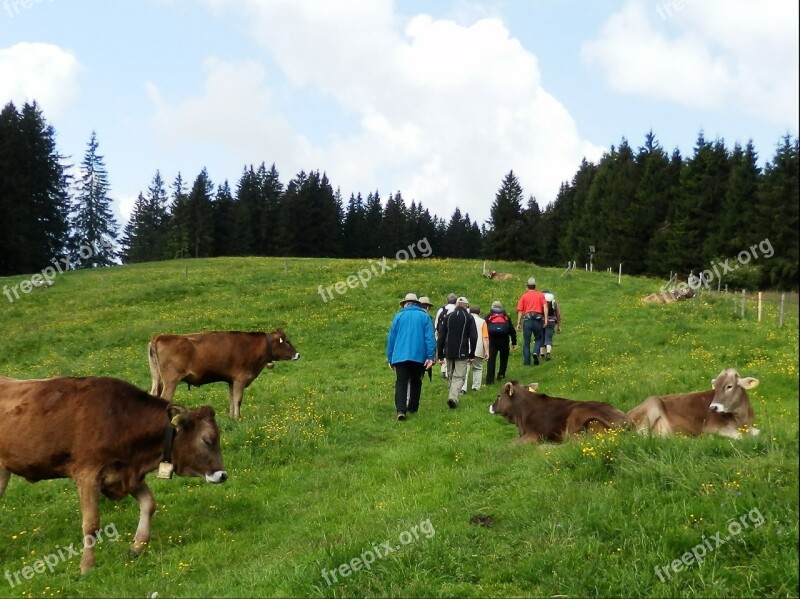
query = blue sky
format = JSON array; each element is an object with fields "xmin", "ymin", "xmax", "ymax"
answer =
[{"xmin": 1, "ymin": 0, "xmax": 797, "ymax": 227}]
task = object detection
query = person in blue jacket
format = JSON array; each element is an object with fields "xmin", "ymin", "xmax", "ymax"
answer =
[{"xmin": 386, "ymin": 292, "xmax": 436, "ymax": 421}]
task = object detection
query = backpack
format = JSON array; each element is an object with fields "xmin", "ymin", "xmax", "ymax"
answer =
[
  {"xmin": 486, "ymin": 312, "xmax": 510, "ymax": 335},
  {"xmin": 544, "ymin": 294, "xmax": 557, "ymax": 320}
]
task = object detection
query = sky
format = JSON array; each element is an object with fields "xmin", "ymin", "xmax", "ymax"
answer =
[{"xmin": 1, "ymin": 0, "xmax": 798, "ymax": 228}]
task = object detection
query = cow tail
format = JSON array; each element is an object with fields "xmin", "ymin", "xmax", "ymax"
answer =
[{"xmin": 148, "ymin": 340, "xmax": 163, "ymax": 397}]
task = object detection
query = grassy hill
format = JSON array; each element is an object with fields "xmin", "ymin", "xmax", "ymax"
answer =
[{"xmin": 1, "ymin": 256, "xmax": 797, "ymax": 598}]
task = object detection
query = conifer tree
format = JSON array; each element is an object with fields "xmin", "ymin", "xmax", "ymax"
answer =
[
  {"xmin": 212, "ymin": 180, "xmax": 236, "ymax": 256},
  {"xmin": 0, "ymin": 102, "xmax": 70, "ymax": 275},
  {"xmin": 121, "ymin": 171, "xmax": 169, "ymax": 263},
  {"xmin": 755, "ymin": 135, "xmax": 799, "ymax": 288},
  {"xmin": 484, "ymin": 171, "xmax": 524, "ymax": 260},
  {"xmin": 69, "ymin": 131, "xmax": 118, "ymax": 268},
  {"xmin": 168, "ymin": 173, "xmax": 190, "ymax": 259}
]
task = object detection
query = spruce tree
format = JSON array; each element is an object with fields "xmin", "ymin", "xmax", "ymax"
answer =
[
  {"xmin": 0, "ymin": 102, "xmax": 70, "ymax": 275},
  {"xmin": 212, "ymin": 180, "xmax": 236, "ymax": 256},
  {"xmin": 185, "ymin": 168, "xmax": 215, "ymax": 258},
  {"xmin": 483, "ymin": 171, "xmax": 524, "ymax": 260},
  {"xmin": 69, "ymin": 131, "xmax": 118, "ymax": 268},
  {"xmin": 755, "ymin": 135, "xmax": 799, "ymax": 288},
  {"xmin": 120, "ymin": 171, "xmax": 169, "ymax": 263},
  {"xmin": 167, "ymin": 173, "xmax": 190, "ymax": 259}
]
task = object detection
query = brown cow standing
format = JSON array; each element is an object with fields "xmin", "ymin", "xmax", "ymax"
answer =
[
  {"xmin": 628, "ymin": 368, "xmax": 759, "ymax": 439},
  {"xmin": 0, "ymin": 376, "xmax": 227, "ymax": 574},
  {"xmin": 148, "ymin": 329, "xmax": 300, "ymax": 419},
  {"xmin": 489, "ymin": 381, "xmax": 629, "ymax": 443}
]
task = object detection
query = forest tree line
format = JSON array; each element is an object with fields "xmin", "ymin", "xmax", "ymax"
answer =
[{"xmin": 1, "ymin": 101, "xmax": 797, "ymax": 289}]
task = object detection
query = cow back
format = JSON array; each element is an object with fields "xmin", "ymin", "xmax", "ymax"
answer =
[{"xmin": 0, "ymin": 377, "xmax": 168, "ymax": 484}]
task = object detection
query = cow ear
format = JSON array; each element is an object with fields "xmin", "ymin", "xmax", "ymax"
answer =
[
  {"xmin": 168, "ymin": 404, "xmax": 188, "ymax": 428},
  {"xmin": 504, "ymin": 382, "xmax": 514, "ymax": 396},
  {"xmin": 738, "ymin": 377, "xmax": 759, "ymax": 390}
]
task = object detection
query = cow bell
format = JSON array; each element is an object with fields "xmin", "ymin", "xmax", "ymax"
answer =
[{"xmin": 157, "ymin": 461, "xmax": 175, "ymax": 479}]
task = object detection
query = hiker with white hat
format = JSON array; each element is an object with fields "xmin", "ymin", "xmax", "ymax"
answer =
[
  {"xmin": 386, "ymin": 293, "xmax": 436, "ymax": 421},
  {"xmin": 436, "ymin": 296, "xmax": 478, "ymax": 409}
]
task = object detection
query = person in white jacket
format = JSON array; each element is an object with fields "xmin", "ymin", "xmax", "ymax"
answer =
[{"xmin": 462, "ymin": 305, "xmax": 489, "ymax": 393}]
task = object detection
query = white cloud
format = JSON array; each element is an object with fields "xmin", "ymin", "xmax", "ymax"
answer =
[
  {"xmin": 0, "ymin": 42, "xmax": 81, "ymax": 119},
  {"xmin": 581, "ymin": 0, "xmax": 799, "ymax": 128},
  {"xmin": 146, "ymin": 56, "xmax": 311, "ymax": 162},
  {"xmin": 151, "ymin": 0, "xmax": 604, "ymax": 222}
]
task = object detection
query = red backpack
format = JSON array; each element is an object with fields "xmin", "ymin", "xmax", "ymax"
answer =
[{"xmin": 486, "ymin": 312, "xmax": 510, "ymax": 335}]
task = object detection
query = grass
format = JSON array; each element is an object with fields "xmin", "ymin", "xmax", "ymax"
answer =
[{"xmin": 0, "ymin": 256, "xmax": 798, "ymax": 598}]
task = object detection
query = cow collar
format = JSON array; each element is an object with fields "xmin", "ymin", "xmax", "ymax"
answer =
[
  {"xmin": 264, "ymin": 333, "xmax": 274, "ymax": 364},
  {"xmin": 157, "ymin": 421, "xmax": 177, "ymax": 480}
]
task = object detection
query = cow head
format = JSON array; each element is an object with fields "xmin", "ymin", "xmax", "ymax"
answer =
[
  {"xmin": 168, "ymin": 405, "xmax": 228, "ymax": 483},
  {"xmin": 709, "ymin": 369, "xmax": 759, "ymax": 413},
  {"xmin": 265, "ymin": 328, "xmax": 300, "ymax": 367},
  {"xmin": 489, "ymin": 381, "xmax": 538, "ymax": 422}
]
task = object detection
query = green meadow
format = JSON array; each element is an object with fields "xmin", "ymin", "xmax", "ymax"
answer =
[{"xmin": 0, "ymin": 256, "xmax": 797, "ymax": 598}]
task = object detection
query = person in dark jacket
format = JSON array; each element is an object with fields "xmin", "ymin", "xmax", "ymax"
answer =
[
  {"xmin": 437, "ymin": 296, "xmax": 477, "ymax": 409},
  {"xmin": 485, "ymin": 300, "xmax": 517, "ymax": 385},
  {"xmin": 387, "ymin": 293, "xmax": 436, "ymax": 421}
]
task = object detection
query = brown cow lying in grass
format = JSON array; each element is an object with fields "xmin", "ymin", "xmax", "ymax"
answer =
[
  {"xmin": 628, "ymin": 368, "xmax": 759, "ymax": 439},
  {"xmin": 642, "ymin": 286, "xmax": 695, "ymax": 304},
  {"xmin": 485, "ymin": 270, "xmax": 513, "ymax": 280},
  {"xmin": 489, "ymin": 381, "xmax": 629, "ymax": 443}
]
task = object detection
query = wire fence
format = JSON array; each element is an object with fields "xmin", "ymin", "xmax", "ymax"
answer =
[{"xmin": 707, "ymin": 289, "xmax": 799, "ymax": 327}]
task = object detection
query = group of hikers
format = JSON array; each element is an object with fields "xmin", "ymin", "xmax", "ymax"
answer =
[{"xmin": 385, "ymin": 277, "xmax": 561, "ymax": 420}]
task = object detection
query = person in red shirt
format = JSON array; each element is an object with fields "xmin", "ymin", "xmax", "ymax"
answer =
[{"xmin": 515, "ymin": 277, "xmax": 549, "ymax": 366}]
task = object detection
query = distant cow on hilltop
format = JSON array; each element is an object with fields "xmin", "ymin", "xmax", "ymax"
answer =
[{"xmin": 485, "ymin": 270, "xmax": 514, "ymax": 281}]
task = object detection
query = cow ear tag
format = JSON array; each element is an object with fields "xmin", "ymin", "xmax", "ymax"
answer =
[
  {"xmin": 157, "ymin": 462, "xmax": 174, "ymax": 479},
  {"xmin": 171, "ymin": 415, "xmax": 181, "ymax": 427},
  {"xmin": 528, "ymin": 386, "xmax": 536, "ymax": 393}
]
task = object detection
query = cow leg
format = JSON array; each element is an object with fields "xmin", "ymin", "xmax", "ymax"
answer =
[
  {"xmin": 229, "ymin": 381, "xmax": 245, "ymax": 419},
  {"xmin": 0, "ymin": 466, "xmax": 10, "ymax": 497},
  {"xmin": 160, "ymin": 379, "xmax": 179, "ymax": 401},
  {"xmin": 629, "ymin": 398, "xmax": 671, "ymax": 436},
  {"xmin": 75, "ymin": 475, "xmax": 101, "ymax": 574},
  {"xmin": 130, "ymin": 482, "xmax": 156, "ymax": 557}
]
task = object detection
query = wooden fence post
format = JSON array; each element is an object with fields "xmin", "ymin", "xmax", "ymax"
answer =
[
  {"xmin": 741, "ymin": 290, "xmax": 746, "ymax": 319},
  {"xmin": 618, "ymin": 263, "xmax": 622, "ymax": 285},
  {"xmin": 758, "ymin": 292, "xmax": 762, "ymax": 322},
  {"xmin": 779, "ymin": 292, "xmax": 786, "ymax": 327}
]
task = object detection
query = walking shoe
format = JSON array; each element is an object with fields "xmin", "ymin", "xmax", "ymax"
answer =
[
  {"xmin": 460, "ymin": 389, "xmax": 466, "ymax": 395},
  {"xmin": 472, "ymin": 387, "xmax": 480, "ymax": 392},
  {"xmin": 498, "ymin": 375, "xmax": 505, "ymax": 381},
  {"xmin": 447, "ymin": 399, "xmax": 458, "ymax": 409},
  {"xmin": 545, "ymin": 352, "xmax": 551, "ymax": 361},
  {"xmin": 533, "ymin": 355, "xmax": 540, "ymax": 365},
  {"xmin": 397, "ymin": 412, "xmax": 406, "ymax": 421}
]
